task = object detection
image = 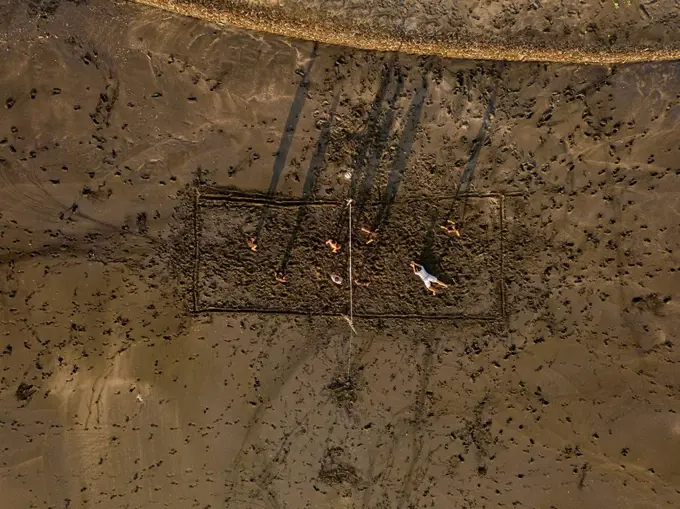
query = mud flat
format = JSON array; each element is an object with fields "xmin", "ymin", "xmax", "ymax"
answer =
[{"xmin": 1, "ymin": 1, "xmax": 680, "ymax": 508}]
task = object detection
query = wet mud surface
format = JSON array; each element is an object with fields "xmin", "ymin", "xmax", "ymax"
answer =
[
  {"xmin": 1, "ymin": 1, "xmax": 680, "ymax": 508},
  {"xmin": 197, "ymin": 194, "xmax": 502, "ymax": 317}
]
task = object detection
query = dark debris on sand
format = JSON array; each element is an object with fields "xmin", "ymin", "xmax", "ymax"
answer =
[{"xmin": 15, "ymin": 382, "xmax": 37, "ymax": 402}]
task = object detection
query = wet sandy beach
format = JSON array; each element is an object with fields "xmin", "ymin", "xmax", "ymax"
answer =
[
  {"xmin": 2, "ymin": 1, "xmax": 680, "ymax": 508},
  {"xmin": 134, "ymin": 0, "xmax": 680, "ymax": 63}
]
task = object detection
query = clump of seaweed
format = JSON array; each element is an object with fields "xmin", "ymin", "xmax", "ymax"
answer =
[
  {"xmin": 318, "ymin": 447, "xmax": 359, "ymax": 486},
  {"xmin": 15, "ymin": 382, "xmax": 36, "ymax": 402},
  {"xmin": 326, "ymin": 373, "xmax": 359, "ymax": 409}
]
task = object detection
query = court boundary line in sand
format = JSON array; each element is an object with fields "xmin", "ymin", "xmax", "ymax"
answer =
[
  {"xmin": 192, "ymin": 191, "xmax": 517, "ymax": 321},
  {"xmin": 193, "ymin": 307, "xmax": 503, "ymax": 321},
  {"xmin": 129, "ymin": 0, "xmax": 680, "ymax": 64}
]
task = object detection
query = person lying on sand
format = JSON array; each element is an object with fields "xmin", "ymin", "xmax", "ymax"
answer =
[
  {"xmin": 440, "ymin": 219, "xmax": 461, "ymax": 237},
  {"xmin": 325, "ymin": 239, "xmax": 341, "ymax": 253},
  {"xmin": 360, "ymin": 226, "xmax": 378, "ymax": 244},
  {"xmin": 410, "ymin": 261, "xmax": 449, "ymax": 295},
  {"xmin": 247, "ymin": 236, "xmax": 258, "ymax": 252}
]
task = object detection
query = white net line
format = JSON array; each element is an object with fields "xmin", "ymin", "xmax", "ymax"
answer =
[{"xmin": 346, "ymin": 198, "xmax": 355, "ymax": 378}]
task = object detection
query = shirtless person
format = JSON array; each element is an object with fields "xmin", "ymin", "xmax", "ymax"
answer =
[
  {"xmin": 410, "ymin": 261, "xmax": 449, "ymax": 295},
  {"xmin": 440, "ymin": 219, "xmax": 461, "ymax": 237}
]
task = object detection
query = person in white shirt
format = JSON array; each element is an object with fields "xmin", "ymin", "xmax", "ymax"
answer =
[{"xmin": 410, "ymin": 261, "xmax": 449, "ymax": 295}]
